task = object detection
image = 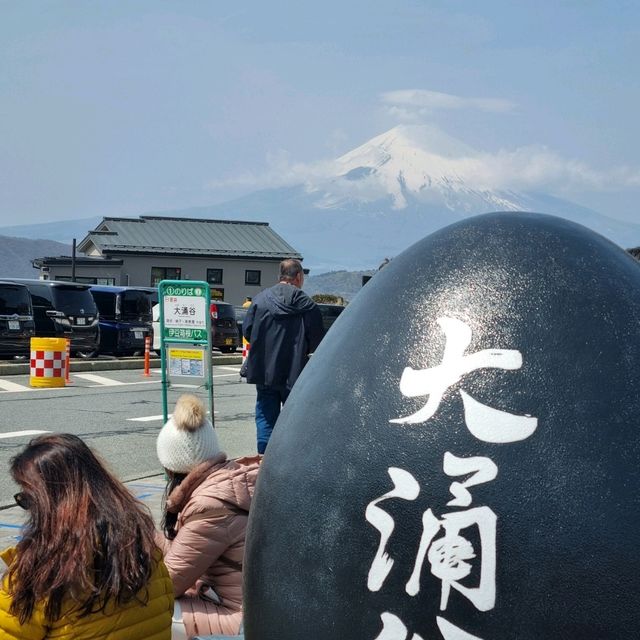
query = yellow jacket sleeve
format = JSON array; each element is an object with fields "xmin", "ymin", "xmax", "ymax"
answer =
[{"xmin": 0, "ymin": 547, "xmax": 48, "ymax": 640}]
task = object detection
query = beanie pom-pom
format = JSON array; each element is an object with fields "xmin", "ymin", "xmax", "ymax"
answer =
[{"xmin": 172, "ymin": 394, "xmax": 206, "ymax": 432}]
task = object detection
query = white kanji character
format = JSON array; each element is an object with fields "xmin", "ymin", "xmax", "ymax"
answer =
[
  {"xmin": 406, "ymin": 506, "xmax": 496, "ymax": 612},
  {"xmin": 373, "ymin": 613, "xmax": 485, "ymax": 640},
  {"xmin": 374, "ymin": 612, "xmax": 424, "ymax": 640},
  {"xmin": 365, "ymin": 468, "xmax": 420, "ymax": 592},
  {"xmin": 436, "ymin": 616, "xmax": 484, "ymax": 640},
  {"xmin": 443, "ymin": 452, "xmax": 497, "ymax": 508},
  {"xmin": 390, "ymin": 316, "xmax": 537, "ymax": 443}
]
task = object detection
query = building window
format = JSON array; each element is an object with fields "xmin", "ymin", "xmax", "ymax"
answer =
[
  {"xmin": 151, "ymin": 267, "xmax": 181, "ymax": 286},
  {"xmin": 207, "ymin": 268, "xmax": 223, "ymax": 285},
  {"xmin": 245, "ymin": 269, "xmax": 261, "ymax": 286}
]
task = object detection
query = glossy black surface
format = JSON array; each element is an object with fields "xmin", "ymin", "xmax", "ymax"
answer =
[{"xmin": 244, "ymin": 212, "xmax": 640, "ymax": 639}]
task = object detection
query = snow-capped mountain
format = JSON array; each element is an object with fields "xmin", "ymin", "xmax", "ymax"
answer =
[
  {"xmin": 325, "ymin": 125, "xmax": 521, "ymax": 212},
  {"xmin": 176, "ymin": 124, "xmax": 640, "ymax": 270},
  {"xmin": 2, "ymin": 125, "xmax": 639, "ymax": 272}
]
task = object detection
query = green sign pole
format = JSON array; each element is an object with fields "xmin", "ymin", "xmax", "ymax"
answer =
[{"xmin": 158, "ymin": 280, "xmax": 213, "ymax": 423}]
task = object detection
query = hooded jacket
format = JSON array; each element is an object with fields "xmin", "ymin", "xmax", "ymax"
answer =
[
  {"xmin": 156, "ymin": 453, "xmax": 261, "ymax": 639},
  {"xmin": 243, "ymin": 282, "xmax": 323, "ymax": 390}
]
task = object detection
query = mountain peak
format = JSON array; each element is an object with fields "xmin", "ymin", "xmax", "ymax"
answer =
[
  {"xmin": 342, "ymin": 124, "xmax": 475, "ymax": 161},
  {"xmin": 330, "ymin": 124, "xmax": 481, "ymax": 209}
]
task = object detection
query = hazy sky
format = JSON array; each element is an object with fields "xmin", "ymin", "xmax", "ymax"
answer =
[{"xmin": 2, "ymin": 0, "xmax": 639, "ymax": 226}]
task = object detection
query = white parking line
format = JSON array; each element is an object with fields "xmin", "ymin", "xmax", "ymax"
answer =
[
  {"xmin": 82, "ymin": 380, "xmax": 159, "ymax": 388},
  {"xmin": 0, "ymin": 430, "xmax": 51, "ymax": 440},
  {"xmin": 0, "ymin": 380, "xmax": 31, "ymax": 393},
  {"xmin": 73, "ymin": 374, "xmax": 125, "ymax": 386},
  {"xmin": 0, "ymin": 370, "xmax": 240, "ymax": 393}
]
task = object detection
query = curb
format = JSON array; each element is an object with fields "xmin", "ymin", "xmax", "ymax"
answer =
[{"xmin": 0, "ymin": 354, "xmax": 243, "ymax": 376}]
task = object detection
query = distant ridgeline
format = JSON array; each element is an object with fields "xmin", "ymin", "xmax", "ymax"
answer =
[
  {"xmin": 0, "ymin": 235, "xmax": 71, "ymax": 278},
  {"xmin": 305, "ymin": 269, "xmax": 376, "ymax": 303}
]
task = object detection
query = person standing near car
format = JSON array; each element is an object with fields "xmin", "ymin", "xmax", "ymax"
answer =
[{"xmin": 243, "ymin": 259, "xmax": 323, "ymax": 454}]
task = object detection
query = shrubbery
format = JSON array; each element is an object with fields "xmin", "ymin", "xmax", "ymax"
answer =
[{"xmin": 312, "ymin": 293, "xmax": 344, "ymax": 304}]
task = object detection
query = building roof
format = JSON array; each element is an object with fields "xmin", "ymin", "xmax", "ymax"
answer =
[
  {"xmin": 32, "ymin": 256, "xmax": 124, "ymax": 267},
  {"xmin": 77, "ymin": 216, "xmax": 302, "ymax": 260}
]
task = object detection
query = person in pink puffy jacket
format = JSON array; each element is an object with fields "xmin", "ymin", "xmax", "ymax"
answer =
[{"xmin": 156, "ymin": 394, "xmax": 261, "ymax": 639}]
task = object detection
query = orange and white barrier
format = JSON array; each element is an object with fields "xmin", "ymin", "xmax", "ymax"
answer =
[{"xmin": 143, "ymin": 336, "xmax": 151, "ymax": 377}]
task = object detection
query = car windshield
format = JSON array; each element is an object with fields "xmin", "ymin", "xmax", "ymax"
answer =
[
  {"xmin": 91, "ymin": 291, "xmax": 116, "ymax": 318},
  {"xmin": 0, "ymin": 285, "xmax": 31, "ymax": 315},
  {"xmin": 121, "ymin": 290, "xmax": 152, "ymax": 321},
  {"xmin": 319, "ymin": 305, "xmax": 344, "ymax": 329},
  {"xmin": 51, "ymin": 287, "xmax": 97, "ymax": 315},
  {"xmin": 211, "ymin": 303, "xmax": 236, "ymax": 320}
]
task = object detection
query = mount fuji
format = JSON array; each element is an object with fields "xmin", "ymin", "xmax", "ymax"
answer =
[
  {"xmin": 150, "ymin": 125, "xmax": 640, "ymax": 270},
  {"xmin": 2, "ymin": 124, "xmax": 639, "ymax": 272}
]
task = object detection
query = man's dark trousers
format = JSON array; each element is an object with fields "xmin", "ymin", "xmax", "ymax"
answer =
[{"xmin": 255, "ymin": 384, "xmax": 290, "ymax": 454}]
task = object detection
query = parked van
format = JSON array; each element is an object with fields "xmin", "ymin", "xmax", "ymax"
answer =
[
  {"xmin": 0, "ymin": 281, "xmax": 35, "ymax": 359},
  {"xmin": 90, "ymin": 285, "xmax": 153, "ymax": 356},
  {"xmin": 4, "ymin": 279, "xmax": 100, "ymax": 357},
  {"xmin": 210, "ymin": 301, "xmax": 239, "ymax": 353},
  {"xmin": 317, "ymin": 303, "xmax": 346, "ymax": 338},
  {"xmin": 135, "ymin": 286, "xmax": 158, "ymax": 307}
]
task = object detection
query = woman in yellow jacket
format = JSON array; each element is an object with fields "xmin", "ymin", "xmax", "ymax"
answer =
[{"xmin": 0, "ymin": 433, "xmax": 174, "ymax": 639}]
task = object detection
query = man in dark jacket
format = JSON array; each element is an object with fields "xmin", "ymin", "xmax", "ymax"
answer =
[{"xmin": 243, "ymin": 259, "xmax": 323, "ymax": 453}]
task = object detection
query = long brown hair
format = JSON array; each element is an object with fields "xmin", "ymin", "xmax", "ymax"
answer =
[
  {"xmin": 7, "ymin": 433, "xmax": 158, "ymax": 624},
  {"xmin": 161, "ymin": 470, "xmax": 186, "ymax": 541}
]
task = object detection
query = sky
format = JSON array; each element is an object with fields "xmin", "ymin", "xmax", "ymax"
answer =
[{"xmin": 1, "ymin": 0, "xmax": 640, "ymax": 227}]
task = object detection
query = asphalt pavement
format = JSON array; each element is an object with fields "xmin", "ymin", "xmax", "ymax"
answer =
[
  {"xmin": 0, "ymin": 357, "xmax": 257, "ymax": 549},
  {"xmin": 0, "ymin": 352, "xmax": 242, "ymax": 376}
]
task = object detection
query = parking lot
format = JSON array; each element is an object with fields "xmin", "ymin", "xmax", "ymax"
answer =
[{"xmin": 0, "ymin": 362, "xmax": 255, "ymax": 507}]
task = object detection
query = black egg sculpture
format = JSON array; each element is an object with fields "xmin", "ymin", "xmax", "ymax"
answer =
[{"xmin": 244, "ymin": 212, "xmax": 640, "ymax": 640}]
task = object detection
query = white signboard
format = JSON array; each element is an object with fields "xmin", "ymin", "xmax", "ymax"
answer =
[{"xmin": 162, "ymin": 287, "xmax": 208, "ymax": 341}]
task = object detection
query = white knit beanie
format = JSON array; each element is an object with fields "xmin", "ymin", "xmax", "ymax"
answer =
[{"xmin": 156, "ymin": 394, "xmax": 221, "ymax": 474}]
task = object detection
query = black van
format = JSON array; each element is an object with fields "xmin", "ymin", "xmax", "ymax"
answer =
[
  {"xmin": 4, "ymin": 279, "xmax": 100, "ymax": 358},
  {"xmin": 90, "ymin": 285, "xmax": 153, "ymax": 356},
  {"xmin": 0, "ymin": 281, "xmax": 35, "ymax": 359},
  {"xmin": 317, "ymin": 303, "xmax": 346, "ymax": 338},
  {"xmin": 210, "ymin": 301, "xmax": 239, "ymax": 353}
]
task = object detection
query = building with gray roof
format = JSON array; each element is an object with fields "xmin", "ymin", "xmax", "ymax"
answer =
[{"xmin": 33, "ymin": 216, "xmax": 302, "ymax": 305}]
